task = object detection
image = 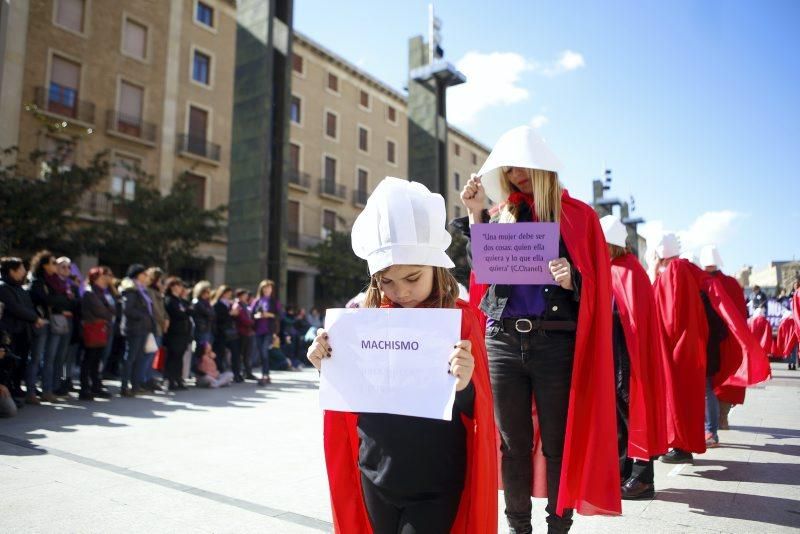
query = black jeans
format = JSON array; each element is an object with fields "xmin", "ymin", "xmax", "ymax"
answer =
[
  {"xmin": 360, "ymin": 474, "xmax": 462, "ymax": 534},
  {"xmin": 617, "ymin": 377, "xmax": 655, "ymax": 485},
  {"xmin": 80, "ymin": 346, "xmax": 103, "ymax": 393},
  {"xmin": 486, "ymin": 326, "xmax": 575, "ymax": 533}
]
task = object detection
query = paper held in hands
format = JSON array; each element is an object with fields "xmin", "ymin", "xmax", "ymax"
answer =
[
  {"xmin": 470, "ymin": 222, "xmax": 560, "ymax": 285},
  {"xmin": 319, "ymin": 307, "xmax": 461, "ymax": 421}
]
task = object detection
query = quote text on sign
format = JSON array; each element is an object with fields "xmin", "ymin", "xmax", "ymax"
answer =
[{"xmin": 470, "ymin": 222, "xmax": 559, "ymax": 285}]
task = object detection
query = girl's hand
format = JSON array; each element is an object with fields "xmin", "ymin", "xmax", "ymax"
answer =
[
  {"xmin": 548, "ymin": 258, "xmax": 574, "ymax": 291},
  {"xmin": 307, "ymin": 328, "xmax": 331, "ymax": 370},
  {"xmin": 460, "ymin": 174, "xmax": 486, "ymax": 215},
  {"xmin": 449, "ymin": 340, "xmax": 475, "ymax": 391}
]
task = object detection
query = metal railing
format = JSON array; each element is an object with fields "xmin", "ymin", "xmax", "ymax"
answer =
[
  {"xmin": 106, "ymin": 110, "xmax": 157, "ymax": 143},
  {"xmin": 176, "ymin": 133, "xmax": 221, "ymax": 162},
  {"xmin": 288, "ymin": 170, "xmax": 311, "ymax": 189},
  {"xmin": 287, "ymin": 231, "xmax": 323, "ymax": 250},
  {"xmin": 318, "ymin": 178, "xmax": 346, "ymax": 200},
  {"xmin": 77, "ymin": 191, "xmax": 113, "ymax": 217},
  {"xmin": 352, "ymin": 189, "xmax": 368, "ymax": 206},
  {"xmin": 35, "ymin": 85, "xmax": 95, "ymax": 124}
]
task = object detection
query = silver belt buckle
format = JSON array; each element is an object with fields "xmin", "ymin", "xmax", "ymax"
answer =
[{"xmin": 515, "ymin": 318, "xmax": 533, "ymax": 333}]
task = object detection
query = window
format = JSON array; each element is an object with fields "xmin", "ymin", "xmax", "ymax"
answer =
[
  {"xmin": 187, "ymin": 105, "xmax": 208, "ymax": 154},
  {"xmin": 327, "ymin": 72, "xmax": 338, "ymax": 92},
  {"xmin": 357, "ymin": 168, "xmax": 368, "ymax": 193},
  {"xmin": 193, "ymin": 50, "xmax": 211, "ymax": 85},
  {"xmin": 292, "ymin": 54, "xmax": 304, "ymax": 74},
  {"xmin": 322, "ymin": 209, "xmax": 336, "ymax": 238},
  {"xmin": 387, "ymin": 140, "xmax": 396, "ymax": 164},
  {"xmin": 454, "ymin": 142, "xmax": 461, "ymax": 156},
  {"xmin": 196, "ymin": 1, "xmax": 214, "ymax": 28},
  {"xmin": 49, "ymin": 55, "xmax": 80, "ymax": 117},
  {"xmin": 288, "ymin": 200, "xmax": 300, "ymax": 234},
  {"xmin": 183, "ymin": 172, "xmax": 206, "ymax": 209},
  {"xmin": 325, "ymin": 111, "xmax": 338, "ymax": 139},
  {"xmin": 387, "ymin": 105, "xmax": 397, "ymax": 123},
  {"xmin": 54, "ymin": 0, "xmax": 85, "ymax": 33},
  {"xmin": 290, "ymin": 95, "xmax": 301, "ymax": 124},
  {"xmin": 122, "ymin": 18, "xmax": 148, "ymax": 60},
  {"xmin": 358, "ymin": 126, "xmax": 368, "ymax": 152},
  {"xmin": 324, "ymin": 156, "xmax": 336, "ymax": 182},
  {"xmin": 289, "ymin": 143, "xmax": 301, "ymax": 173},
  {"xmin": 117, "ymin": 81, "xmax": 144, "ymax": 136},
  {"xmin": 40, "ymin": 136, "xmax": 75, "ymax": 177},
  {"xmin": 359, "ymin": 90, "xmax": 370, "ymax": 109},
  {"xmin": 111, "ymin": 156, "xmax": 139, "ymax": 201},
  {"xmin": 454, "ymin": 172, "xmax": 460, "ymax": 190},
  {"xmin": 471, "ymin": 152, "xmax": 478, "ymax": 165}
]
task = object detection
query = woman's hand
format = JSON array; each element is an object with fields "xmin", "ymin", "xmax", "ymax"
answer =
[
  {"xmin": 460, "ymin": 174, "xmax": 486, "ymax": 216},
  {"xmin": 449, "ymin": 340, "xmax": 475, "ymax": 391},
  {"xmin": 548, "ymin": 257, "xmax": 574, "ymax": 291},
  {"xmin": 307, "ymin": 328, "xmax": 331, "ymax": 370}
]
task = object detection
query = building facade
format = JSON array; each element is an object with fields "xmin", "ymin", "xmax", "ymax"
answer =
[
  {"xmin": 1, "ymin": 0, "xmax": 236, "ymax": 280},
  {"xmin": 285, "ymin": 32, "xmax": 489, "ymax": 309}
]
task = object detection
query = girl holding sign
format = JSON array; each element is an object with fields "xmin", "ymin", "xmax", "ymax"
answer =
[
  {"xmin": 308, "ymin": 177, "xmax": 497, "ymax": 534},
  {"xmin": 456, "ymin": 126, "xmax": 620, "ymax": 533}
]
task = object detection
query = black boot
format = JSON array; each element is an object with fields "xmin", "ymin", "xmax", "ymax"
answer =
[
  {"xmin": 621, "ymin": 477, "xmax": 655, "ymax": 500},
  {"xmin": 660, "ymin": 449, "xmax": 694, "ymax": 464}
]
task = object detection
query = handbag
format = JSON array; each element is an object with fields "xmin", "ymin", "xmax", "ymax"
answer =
[
  {"xmin": 82, "ymin": 320, "xmax": 108, "ymax": 348},
  {"xmin": 145, "ymin": 333, "xmax": 158, "ymax": 353},
  {"xmin": 152, "ymin": 346, "xmax": 166, "ymax": 371},
  {"xmin": 51, "ymin": 313, "xmax": 70, "ymax": 335}
]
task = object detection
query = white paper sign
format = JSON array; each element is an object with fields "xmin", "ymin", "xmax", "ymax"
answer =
[{"xmin": 319, "ymin": 307, "xmax": 461, "ymax": 421}]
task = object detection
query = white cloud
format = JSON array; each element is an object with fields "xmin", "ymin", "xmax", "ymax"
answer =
[
  {"xmin": 639, "ymin": 210, "xmax": 746, "ymax": 258},
  {"xmin": 447, "ymin": 51, "xmax": 532, "ymax": 125},
  {"xmin": 530, "ymin": 114, "xmax": 549, "ymax": 129},
  {"xmin": 531, "ymin": 50, "xmax": 586, "ymax": 77}
]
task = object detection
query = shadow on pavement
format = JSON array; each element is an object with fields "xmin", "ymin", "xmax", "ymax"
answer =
[
  {"xmin": 729, "ymin": 426, "xmax": 800, "ymax": 439},
  {"xmin": 656, "ymin": 489, "xmax": 800, "ymax": 529},
  {"xmin": 0, "ymin": 371, "xmax": 319, "ymax": 457},
  {"xmin": 686, "ymin": 458, "xmax": 800, "ymax": 485}
]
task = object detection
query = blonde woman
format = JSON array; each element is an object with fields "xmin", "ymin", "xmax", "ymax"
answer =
[{"xmin": 458, "ymin": 126, "xmax": 619, "ymax": 533}]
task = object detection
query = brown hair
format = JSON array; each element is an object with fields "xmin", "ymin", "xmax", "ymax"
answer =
[
  {"xmin": 608, "ymin": 244, "xmax": 629, "ymax": 260},
  {"xmin": 164, "ymin": 276, "xmax": 184, "ymax": 296},
  {"xmin": 211, "ymin": 284, "xmax": 232, "ymax": 304},
  {"xmin": 363, "ymin": 266, "xmax": 460, "ymax": 309},
  {"xmin": 499, "ymin": 168, "xmax": 562, "ymax": 223}
]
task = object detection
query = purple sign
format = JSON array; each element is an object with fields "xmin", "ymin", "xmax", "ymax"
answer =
[{"xmin": 471, "ymin": 222, "xmax": 560, "ymax": 285}]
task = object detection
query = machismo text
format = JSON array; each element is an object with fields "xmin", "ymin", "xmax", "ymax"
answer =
[{"xmin": 361, "ymin": 340, "xmax": 420, "ymax": 351}]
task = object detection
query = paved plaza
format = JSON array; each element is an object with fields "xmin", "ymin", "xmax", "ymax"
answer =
[{"xmin": 1, "ymin": 364, "xmax": 798, "ymax": 533}]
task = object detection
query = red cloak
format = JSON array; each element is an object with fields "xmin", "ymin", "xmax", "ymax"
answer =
[
  {"xmin": 610, "ymin": 253, "xmax": 668, "ymax": 460},
  {"xmin": 653, "ymin": 259, "xmax": 709, "ymax": 454},
  {"xmin": 322, "ymin": 299, "xmax": 498, "ymax": 534},
  {"xmin": 469, "ymin": 190, "xmax": 621, "ymax": 517},
  {"xmin": 776, "ymin": 314, "xmax": 798, "ymax": 358},
  {"xmin": 748, "ymin": 314, "xmax": 774, "ymax": 356},
  {"xmin": 795, "ymin": 291, "xmax": 800, "ymax": 337},
  {"xmin": 710, "ymin": 272, "xmax": 748, "ymax": 404}
]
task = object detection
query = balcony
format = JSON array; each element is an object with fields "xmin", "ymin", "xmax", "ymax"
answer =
[
  {"xmin": 35, "ymin": 85, "xmax": 95, "ymax": 125},
  {"xmin": 176, "ymin": 133, "xmax": 221, "ymax": 163},
  {"xmin": 77, "ymin": 191, "xmax": 113, "ymax": 218},
  {"xmin": 318, "ymin": 178, "xmax": 346, "ymax": 202},
  {"xmin": 287, "ymin": 231, "xmax": 323, "ymax": 251},
  {"xmin": 352, "ymin": 189, "xmax": 368, "ymax": 207},
  {"xmin": 106, "ymin": 110, "xmax": 157, "ymax": 145},
  {"xmin": 288, "ymin": 170, "xmax": 311, "ymax": 191}
]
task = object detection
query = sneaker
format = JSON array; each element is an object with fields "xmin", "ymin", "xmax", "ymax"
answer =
[
  {"xmin": 120, "ymin": 388, "xmax": 135, "ymax": 398},
  {"xmin": 92, "ymin": 389, "xmax": 112, "ymax": 399},
  {"xmin": 78, "ymin": 391, "xmax": 95, "ymax": 401},
  {"xmin": 25, "ymin": 393, "xmax": 41, "ymax": 405},
  {"xmin": 41, "ymin": 392, "xmax": 59, "ymax": 403},
  {"xmin": 245, "ymin": 373, "xmax": 257, "ymax": 380},
  {"xmin": 660, "ymin": 449, "xmax": 694, "ymax": 464},
  {"xmin": 705, "ymin": 432, "xmax": 720, "ymax": 448}
]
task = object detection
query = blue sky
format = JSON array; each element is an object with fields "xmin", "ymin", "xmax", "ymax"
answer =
[{"xmin": 295, "ymin": 0, "xmax": 799, "ymax": 274}]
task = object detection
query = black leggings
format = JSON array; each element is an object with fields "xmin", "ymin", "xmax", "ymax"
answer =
[
  {"xmin": 80, "ymin": 346, "xmax": 103, "ymax": 392},
  {"xmin": 360, "ymin": 474, "xmax": 462, "ymax": 534}
]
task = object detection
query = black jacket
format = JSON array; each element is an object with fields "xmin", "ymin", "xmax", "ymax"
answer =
[
  {"xmin": 164, "ymin": 295, "xmax": 193, "ymax": 342},
  {"xmin": 27, "ymin": 275, "xmax": 73, "ymax": 320},
  {"xmin": 452, "ymin": 210, "xmax": 581, "ymax": 324},
  {"xmin": 213, "ymin": 300, "xmax": 237, "ymax": 340},
  {"xmin": 120, "ymin": 279, "xmax": 156, "ymax": 337},
  {"xmin": 0, "ymin": 276, "xmax": 38, "ymax": 338},
  {"xmin": 81, "ymin": 286, "xmax": 114, "ymax": 324},
  {"xmin": 191, "ymin": 298, "xmax": 215, "ymax": 335}
]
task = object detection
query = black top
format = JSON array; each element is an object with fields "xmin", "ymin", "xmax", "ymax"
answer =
[
  {"xmin": 0, "ymin": 276, "xmax": 38, "ymax": 337},
  {"xmin": 357, "ymin": 382, "xmax": 475, "ymax": 495},
  {"xmin": 164, "ymin": 295, "xmax": 193, "ymax": 341},
  {"xmin": 612, "ymin": 300, "xmax": 631, "ymax": 405},
  {"xmin": 701, "ymin": 292, "xmax": 728, "ymax": 377}
]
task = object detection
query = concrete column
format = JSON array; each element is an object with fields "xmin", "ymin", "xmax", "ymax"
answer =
[
  {"xmin": 0, "ymin": 0, "xmax": 29, "ymax": 158},
  {"xmin": 157, "ymin": 0, "xmax": 184, "ymax": 194}
]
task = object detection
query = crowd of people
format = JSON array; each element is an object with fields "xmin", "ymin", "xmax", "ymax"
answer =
[{"xmin": 0, "ymin": 251, "xmax": 325, "ymax": 417}]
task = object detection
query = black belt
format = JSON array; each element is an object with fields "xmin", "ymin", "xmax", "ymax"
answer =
[{"xmin": 501, "ymin": 318, "xmax": 577, "ymax": 334}]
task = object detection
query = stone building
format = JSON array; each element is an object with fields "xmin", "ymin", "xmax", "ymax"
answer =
[{"xmin": 0, "ymin": 0, "xmax": 236, "ymax": 281}]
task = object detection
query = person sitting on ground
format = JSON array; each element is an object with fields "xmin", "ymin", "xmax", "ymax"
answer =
[
  {"xmin": 196, "ymin": 342, "xmax": 234, "ymax": 388},
  {"xmin": 0, "ymin": 329, "xmax": 19, "ymax": 417},
  {"xmin": 265, "ymin": 333, "xmax": 292, "ymax": 377}
]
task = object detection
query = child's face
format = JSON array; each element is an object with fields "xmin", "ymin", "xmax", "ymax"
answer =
[{"xmin": 378, "ymin": 265, "xmax": 434, "ymax": 308}]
